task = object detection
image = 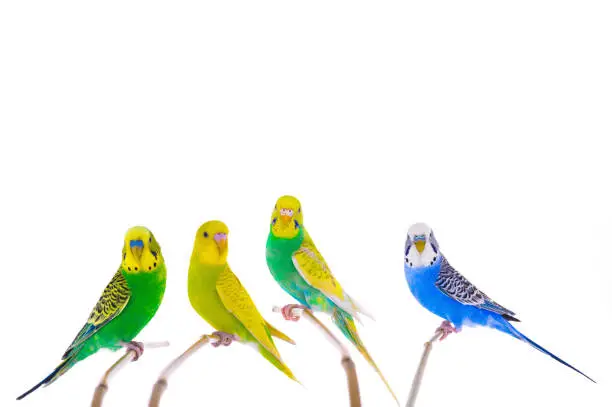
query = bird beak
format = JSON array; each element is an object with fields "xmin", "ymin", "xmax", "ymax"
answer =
[
  {"xmin": 280, "ymin": 208, "xmax": 293, "ymax": 224},
  {"xmin": 130, "ymin": 239, "xmax": 144, "ymax": 259},
  {"xmin": 414, "ymin": 240, "xmax": 426, "ymax": 254},
  {"xmin": 214, "ymin": 233, "xmax": 228, "ymax": 252}
]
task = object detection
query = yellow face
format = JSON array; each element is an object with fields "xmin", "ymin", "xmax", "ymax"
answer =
[
  {"xmin": 192, "ymin": 220, "xmax": 229, "ymax": 265},
  {"xmin": 270, "ymin": 195, "xmax": 303, "ymax": 239},
  {"xmin": 122, "ymin": 226, "xmax": 163, "ymax": 273}
]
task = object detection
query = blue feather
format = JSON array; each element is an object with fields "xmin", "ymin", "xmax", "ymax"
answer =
[
  {"xmin": 405, "ymin": 255, "xmax": 595, "ymax": 382},
  {"xmin": 17, "ymin": 358, "xmax": 74, "ymax": 400}
]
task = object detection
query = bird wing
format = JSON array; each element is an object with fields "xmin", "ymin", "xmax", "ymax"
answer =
[
  {"xmin": 265, "ymin": 321, "xmax": 296, "ymax": 345},
  {"xmin": 62, "ymin": 269, "xmax": 131, "ymax": 359},
  {"xmin": 292, "ymin": 231, "xmax": 364, "ymax": 319},
  {"xmin": 434, "ymin": 257, "xmax": 518, "ymax": 320},
  {"xmin": 216, "ymin": 265, "xmax": 281, "ymax": 359}
]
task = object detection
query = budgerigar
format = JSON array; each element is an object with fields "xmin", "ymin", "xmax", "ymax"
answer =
[
  {"xmin": 404, "ymin": 222, "xmax": 594, "ymax": 382},
  {"xmin": 188, "ymin": 220, "xmax": 297, "ymax": 381},
  {"xmin": 18, "ymin": 226, "xmax": 167, "ymax": 400},
  {"xmin": 266, "ymin": 195, "xmax": 398, "ymax": 403}
]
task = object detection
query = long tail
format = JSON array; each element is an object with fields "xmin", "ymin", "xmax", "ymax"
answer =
[
  {"xmin": 332, "ymin": 308, "xmax": 399, "ymax": 405},
  {"xmin": 265, "ymin": 320, "xmax": 296, "ymax": 345},
  {"xmin": 258, "ymin": 344, "xmax": 300, "ymax": 383},
  {"xmin": 499, "ymin": 320, "xmax": 595, "ymax": 383},
  {"xmin": 17, "ymin": 358, "xmax": 75, "ymax": 400}
]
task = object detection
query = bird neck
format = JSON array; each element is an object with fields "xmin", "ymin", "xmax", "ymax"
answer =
[
  {"xmin": 268, "ymin": 226, "xmax": 304, "ymax": 251},
  {"xmin": 189, "ymin": 261, "xmax": 226, "ymax": 284},
  {"xmin": 122, "ymin": 265, "xmax": 166, "ymax": 294}
]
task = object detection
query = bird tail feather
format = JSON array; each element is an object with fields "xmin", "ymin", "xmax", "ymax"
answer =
[
  {"xmin": 332, "ymin": 308, "xmax": 399, "ymax": 405},
  {"xmin": 265, "ymin": 321, "xmax": 296, "ymax": 345},
  {"xmin": 258, "ymin": 344, "xmax": 299, "ymax": 383},
  {"xmin": 17, "ymin": 358, "xmax": 74, "ymax": 400},
  {"xmin": 348, "ymin": 295, "xmax": 375, "ymax": 322},
  {"xmin": 499, "ymin": 320, "xmax": 595, "ymax": 383}
]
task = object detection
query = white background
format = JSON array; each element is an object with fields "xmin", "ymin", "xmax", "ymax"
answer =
[{"xmin": 1, "ymin": 1, "xmax": 611, "ymax": 406}]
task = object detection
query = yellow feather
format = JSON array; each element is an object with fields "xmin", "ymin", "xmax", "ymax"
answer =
[
  {"xmin": 293, "ymin": 234, "xmax": 346, "ymax": 299},
  {"xmin": 189, "ymin": 220, "xmax": 297, "ymax": 382},
  {"xmin": 63, "ymin": 269, "xmax": 130, "ymax": 358},
  {"xmin": 216, "ymin": 266, "xmax": 282, "ymax": 360},
  {"xmin": 338, "ymin": 313, "xmax": 399, "ymax": 406},
  {"xmin": 265, "ymin": 321, "xmax": 296, "ymax": 345}
]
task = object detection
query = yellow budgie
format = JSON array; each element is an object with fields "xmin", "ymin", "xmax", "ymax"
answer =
[{"xmin": 188, "ymin": 220, "xmax": 297, "ymax": 381}]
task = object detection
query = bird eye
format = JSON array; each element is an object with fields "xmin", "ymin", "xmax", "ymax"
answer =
[
  {"xmin": 149, "ymin": 237, "xmax": 152, "ymax": 243},
  {"xmin": 203, "ymin": 232, "xmax": 209, "ymax": 238},
  {"xmin": 298, "ymin": 207, "xmax": 301, "ymax": 213}
]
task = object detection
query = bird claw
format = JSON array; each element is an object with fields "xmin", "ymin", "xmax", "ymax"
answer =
[
  {"xmin": 211, "ymin": 331, "xmax": 239, "ymax": 347},
  {"xmin": 436, "ymin": 321, "xmax": 459, "ymax": 341},
  {"xmin": 120, "ymin": 341, "xmax": 145, "ymax": 361},
  {"xmin": 281, "ymin": 304, "xmax": 306, "ymax": 321}
]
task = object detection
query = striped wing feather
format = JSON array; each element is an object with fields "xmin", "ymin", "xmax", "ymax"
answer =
[
  {"xmin": 292, "ymin": 233, "xmax": 361, "ymax": 318},
  {"xmin": 435, "ymin": 257, "xmax": 518, "ymax": 320},
  {"xmin": 62, "ymin": 269, "xmax": 131, "ymax": 359},
  {"xmin": 292, "ymin": 236, "xmax": 344, "ymax": 297}
]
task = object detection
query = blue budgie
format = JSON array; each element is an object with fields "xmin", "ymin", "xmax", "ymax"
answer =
[{"xmin": 403, "ymin": 222, "xmax": 594, "ymax": 382}]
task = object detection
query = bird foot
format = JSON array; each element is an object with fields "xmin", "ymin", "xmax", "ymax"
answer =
[
  {"xmin": 211, "ymin": 331, "xmax": 240, "ymax": 348},
  {"xmin": 281, "ymin": 304, "xmax": 306, "ymax": 321},
  {"xmin": 436, "ymin": 321, "xmax": 459, "ymax": 341},
  {"xmin": 120, "ymin": 341, "xmax": 144, "ymax": 361}
]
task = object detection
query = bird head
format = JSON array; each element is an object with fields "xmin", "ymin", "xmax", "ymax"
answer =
[
  {"xmin": 270, "ymin": 195, "xmax": 303, "ymax": 239},
  {"xmin": 193, "ymin": 220, "xmax": 229, "ymax": 265},
  {"xmin": 404, "ymin": 222, "xmax": 440, "ymax": 268},
  {"xmin": 122, "ymin": 226, "xmax": 163, "ymax": 273}
]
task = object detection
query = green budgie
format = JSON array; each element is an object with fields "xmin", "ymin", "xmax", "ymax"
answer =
[
  {"xmin": 17, "ymin": 226, "xmax": 166, "ymax": 400},
  {"xmin": 266, "ymin": 195, "xmax": 398, "ymax": 404}
]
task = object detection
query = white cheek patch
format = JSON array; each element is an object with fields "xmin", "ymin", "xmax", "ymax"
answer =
[
  {"xmin": 405, "ymin": 243, "xmax": 437, "ymax": 267},
  {"xmin": 406, "ymin": 256, "xmax": 423, "ymax": 267},
  {"xmin": 405, "ymin": 250, "xmax": 421, "ymax": 267}
]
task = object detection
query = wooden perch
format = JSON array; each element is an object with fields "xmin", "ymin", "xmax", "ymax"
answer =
[
  {"xmin": 405, "ymin": 329, "xmax": 444, "ymax": 407},
  {"xmin": 273, "ymin": 306, "xmax": 361, "ymax": 407},
  {"xmin": 91, "ymin": 341, "xmax": 169, "ymax": 407},
  {"xmin": 148, "ymin": 333, "xmax": 220, "ymax": 407}
]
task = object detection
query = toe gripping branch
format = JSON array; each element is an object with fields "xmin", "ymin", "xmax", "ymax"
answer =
[
  {"xmin": 91, "ymin": 340, "xmax": 169, "ymax": 407},
  {"xmin": 273, "ymin": 305, "xmax": 362, "ymax": 407},
  {"xmin": 148, "ymin": 332, "xmax": 238, "ymax": 407}
]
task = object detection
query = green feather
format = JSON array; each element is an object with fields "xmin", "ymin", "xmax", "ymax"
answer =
[
  {"xmin": 17, "ymin": 265, "xmax": 166, "ymax": 400},
  {"xmin": 266, "ymin": 228, "xmax": 335, "ymax": 312},
  {"xmin": 266, "ymin": 226, "xmax": 399, "ymax": 405}
]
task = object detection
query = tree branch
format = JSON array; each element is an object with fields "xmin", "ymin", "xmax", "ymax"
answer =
[
  {"xmin": 148, "ymin": 334, "xmax": 220, "ymax": 407},
  {"xmin": 405, "ymin": 329, "xmax": 444, "ymax": 407},
  {"xmin": 273, "ymin": 306, "xmax": 361, "ymax": 407},
  {"xmin": 91, "ymin": 341, "xmax": 169, "ymax": 407}
]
